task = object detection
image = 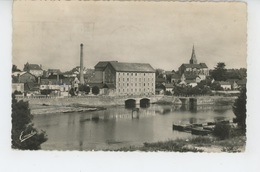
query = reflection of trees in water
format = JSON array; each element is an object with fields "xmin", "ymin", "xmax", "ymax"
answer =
[
  {"xmin": 213, "ymin": 106, "xmax": 231, "ymax": 114},
  {"xmin": 175, "ymin": 105, "xmax": 232, "ymax": 113}
]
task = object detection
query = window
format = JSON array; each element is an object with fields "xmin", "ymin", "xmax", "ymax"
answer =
[
  {"xmin": 119, "ymin": 89, "xmax": 120, "ymax": 92},
  {"xmin": 144, "ymin": 73, "xmax": 145, "ymax": 76},
  {"xmin": 148, "ymin": 83, "xmax": 149, "ymax": 86},
  {"xmin": 123, "ymin": 78, "xmax": 124, "ymax": 81},
  {"xmin": 127, "ymin": 83, "xmax": 129, "ymax": 86},
  {"xmin": 144, "ymin": 83, "xmax": 145, "ymax": 86},
  {"xmin": 119, "ymin": 78, "xmax": 120, "ymax": 81},
  {"xmin": 135, "ymin": 83, "xmax": 137, "ymax": 86},
  {"xmin": 135, "ymin": 73, "xmax": 137, "ymax": 76},
  {"xmin": 127, "ymin": 78, "xmax": 129, "ymax": 81}
]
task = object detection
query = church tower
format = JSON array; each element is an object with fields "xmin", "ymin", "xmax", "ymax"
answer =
[{"xmin": 189, "ymin": 45, "xmax": 198, "ymax": 64}]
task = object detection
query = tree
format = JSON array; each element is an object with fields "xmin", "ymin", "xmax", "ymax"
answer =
[
  {"xmin": 155, "ymin": 69, "xmax": 164, "ymax": 78},
  {"xmin": 210, "ymin": 82, "xmax": 223, "ymax": 91},
  {"xmin": 92, "ymin": 86, "xmax": 100, "ymax": 95},
  {"xmin": 12, "ymin": 94, "xmax": 47, "ymax": 150},
  {"xmin": 233, "ymin": 87, "xmax": 247, "ymax": 131},
  {"xmin": 12, "ymin": 64, "xmax": 21, "ymax": 72},
  {"xmin": 211, "ymin": 62, "xmax": 227, "ymax": 81}
]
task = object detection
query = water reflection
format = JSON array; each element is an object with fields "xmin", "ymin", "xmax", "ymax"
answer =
[{"xmin": 33, "ymin": 104, "xmax": 234, "ymax": 150}]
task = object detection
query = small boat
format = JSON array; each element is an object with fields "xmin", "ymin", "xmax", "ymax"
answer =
[
  {"xmin": 191, "ymin": 127, "xmax": 211, "ymax": 136},
  {"xmin": 203, "ymin": 125, "xmax": 215, "ymax": 131},
  {"xmin": 207, "ymin": 122, "xmax": 216, "ymax": 126},
  {"xmin": 172, "ymin": 124, "xmax": 192, "ymax": 131},
  {"xmin": 192, "ymin": 123, "xmax": 203, "ymax": 127}
]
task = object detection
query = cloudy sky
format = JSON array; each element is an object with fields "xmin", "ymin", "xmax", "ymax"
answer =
[{"xmin": 12, "ymin": 1, "xmax": 247, "ymax": 72}]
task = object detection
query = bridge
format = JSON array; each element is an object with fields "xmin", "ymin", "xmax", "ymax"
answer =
[{"xmin": 123, "ymin": 95, "xmax": 165, "ymax": 108}]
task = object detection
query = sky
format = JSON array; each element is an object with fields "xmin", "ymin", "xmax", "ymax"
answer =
[{"xmin": 12, "ymin": 1, "xmax": 247, "ymax": 72}]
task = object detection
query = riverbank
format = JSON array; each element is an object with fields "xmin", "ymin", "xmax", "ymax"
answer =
[
  {"xmin": 111, "ymin": 135, "xmax": 246, "ymax": 152},
  {"xmin": 30, "ymin": 103, "xmax": 106, "ymax": 115}
]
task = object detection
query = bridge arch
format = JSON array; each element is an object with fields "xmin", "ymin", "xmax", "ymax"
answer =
[
  {"xmin": 140, "ymin": 98, "xmax": 150, "ymax": 108},
  {"xmin": 125, "ymin": 99, "xmax": 136, "ymax": 108}
]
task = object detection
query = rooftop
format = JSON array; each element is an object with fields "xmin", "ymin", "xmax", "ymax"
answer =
[
  {"xmin": 95, "ymin": 61, "xmax": 155, "ymax": 73},
  {"xmin": 181, "ymin": 63, "xmax": 208, "ymax": 69}
]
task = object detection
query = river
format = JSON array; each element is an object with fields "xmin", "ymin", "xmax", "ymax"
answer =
[{"xmin": 33, "ymin": 104, "xmax": 234, "ymax": 151}]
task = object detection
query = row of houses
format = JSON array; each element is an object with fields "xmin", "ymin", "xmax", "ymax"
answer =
[{"xmin": 12, "ymin": 61, "xmax": 157, "ymax": 96}]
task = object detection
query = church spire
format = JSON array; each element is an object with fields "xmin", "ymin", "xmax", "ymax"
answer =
[{"xmin": 190, "ymin": 44, "xmax": 198, "ymax": 64}]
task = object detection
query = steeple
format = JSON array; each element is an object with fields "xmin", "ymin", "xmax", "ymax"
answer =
[{"xmin": 189, "ymin": 45, "xmax": 197, "ymax": 64}]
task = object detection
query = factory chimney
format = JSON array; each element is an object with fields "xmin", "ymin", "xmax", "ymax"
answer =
[{"xmin": 79, "ymin": 43, "xmax": 84, "ymax": 84}]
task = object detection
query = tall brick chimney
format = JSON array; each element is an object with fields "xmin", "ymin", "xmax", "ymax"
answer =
[{"xmin": 80, "ymin": 43, "xmax": 84, "ymax": 84}]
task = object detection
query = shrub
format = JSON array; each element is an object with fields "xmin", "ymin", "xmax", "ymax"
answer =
[
  {"xmin": 79, "ymin": 84, "xmax": 90, "ymax": 94},
  {"xmin": 12, "ymin": 94, "xmax": 47, "ymax": 150},
  {"xmin": 92, "ymin": 86, "xmax": 100, "ymax": 95},
  {"xmin": 233, "ymin": 87, "xmax": 246, "ymax": 132},
  {"xmin": 213, "ymin": 123, "xmax": 231, "ymax": 140},
  {"xmin": 164, "ymin": 91, "xmax": 172, "ymax": 95},
  {"xmin": 40, "ymin": 89, "xmax": 52, "ymax": 95},
  {"xmin": 13, "ymin": 90, "xmax": 22, "ymax": 95}
]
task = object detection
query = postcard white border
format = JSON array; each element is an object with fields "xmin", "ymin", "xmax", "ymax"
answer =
[{"xmin": 1, "ymin": 0, "xmax": 260, "ymax": 172}]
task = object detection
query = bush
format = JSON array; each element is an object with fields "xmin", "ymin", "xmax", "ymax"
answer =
[
  {"xmin": 12, "ymin": 94, "xmax": 47, "ymax": 150},
  {"xmin": 79, "ymin": 84, "xmax": 90, "ymax": 94},
  {"xmin": 213, "ymin": 123, "xmax": 231, "ymax": 140},
  {"xmin": 13, "ymin": 90, "xmax": 22, "ymax": 95},
  {"xmin": 40, "ymin": 89, "xmax": 52, "ymax": 95},
  {"xmin": 164, "ymin": 91, "xmax": 172, "ymax": 95},
  {"xmin": 92, "ymin": 86, "xmax": 100, "ymax": 95}
]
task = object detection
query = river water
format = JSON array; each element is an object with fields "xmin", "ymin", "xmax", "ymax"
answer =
[{"xmin": 33, "ymin": 104, "xmax": 234, "ymax": 151}]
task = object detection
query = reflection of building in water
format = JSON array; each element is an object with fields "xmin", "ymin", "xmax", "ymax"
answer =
[
  {"xmin": 84, "ymin": 107, "xmax": 157, "ymax": 120},
  {"xmin": 79, "ymin": 115, "xmax": 86, "ymax": 151},
  {"xmin": 172, "ymin": 104, "xmax": 232, "ymax": 113}
]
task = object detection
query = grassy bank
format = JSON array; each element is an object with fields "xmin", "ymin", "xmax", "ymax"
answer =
[{"xmin": 111, "ymin": 135, "xmax": 246, "ymax": 152}]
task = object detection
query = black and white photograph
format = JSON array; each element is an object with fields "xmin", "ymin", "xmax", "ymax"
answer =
[{"xmin": 10, "ymin": 0, "xmax": 248, "ymax": 152}]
